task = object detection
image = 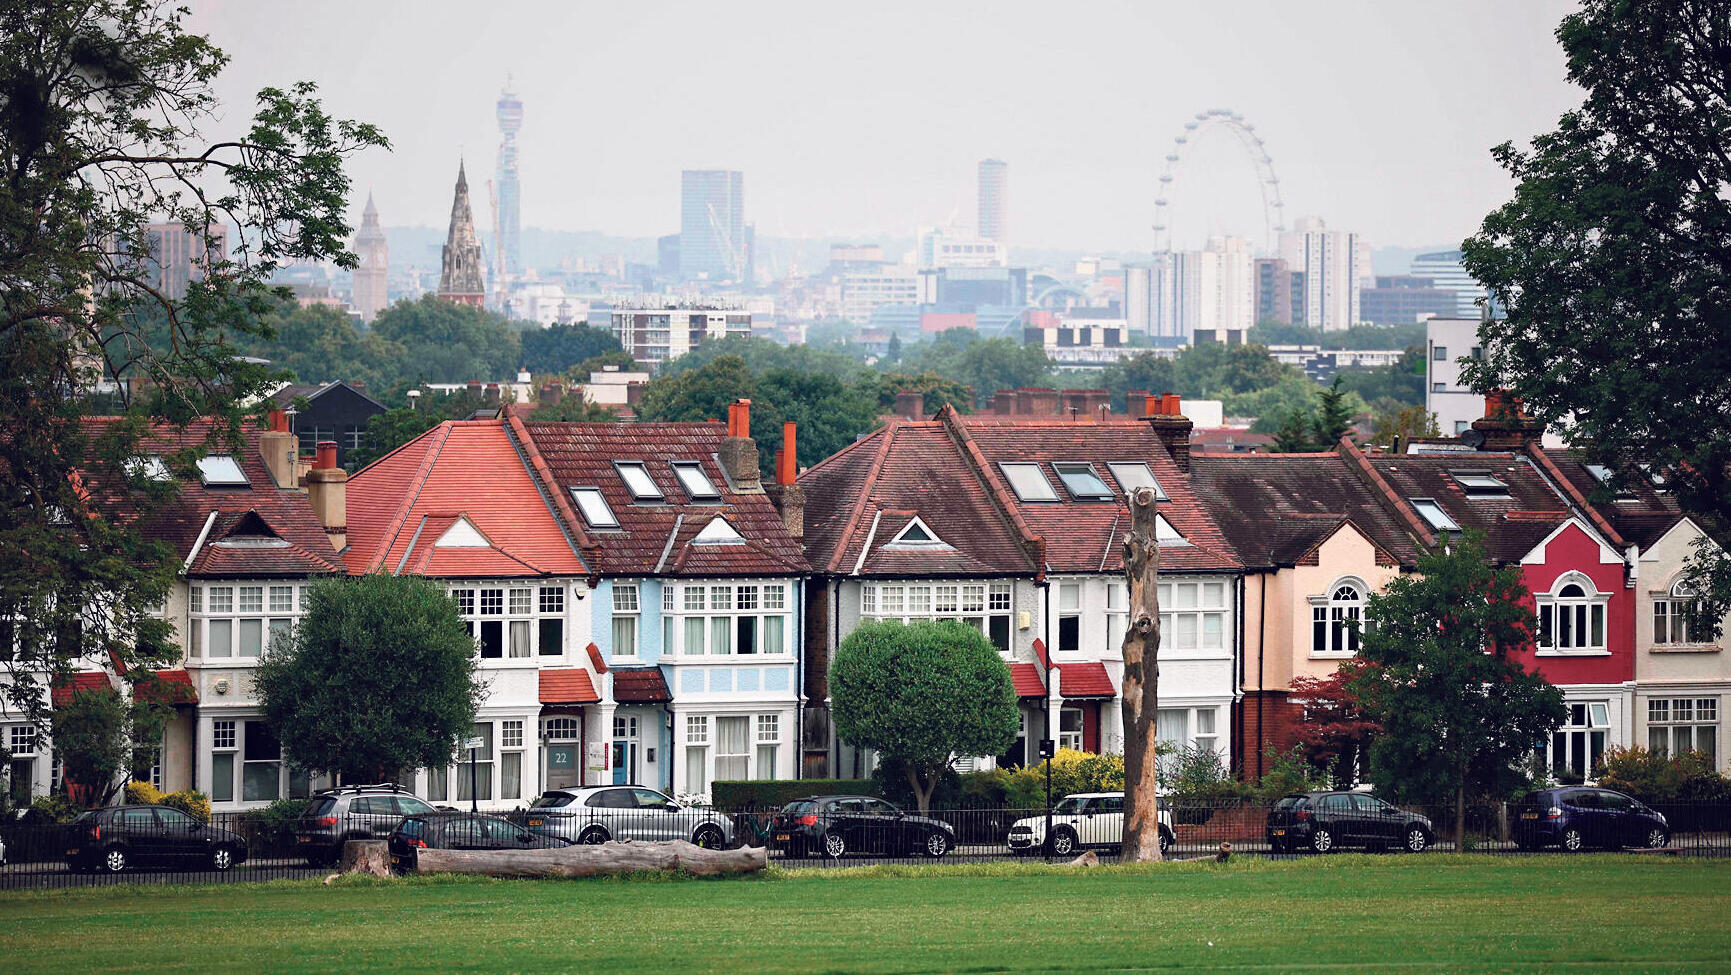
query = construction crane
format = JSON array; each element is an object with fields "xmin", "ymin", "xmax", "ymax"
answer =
[{"xmin": 707, "ymin": 202, "xmax": 746, "ymax": 283}]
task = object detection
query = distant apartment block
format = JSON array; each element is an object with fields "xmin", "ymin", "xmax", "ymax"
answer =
[
  {"xmin": 141, "ymin": 222, "xmax": 227, "ymax": 301},
  {"xmin": 680, "ymin": 170, "xmax": 745, "ymax": 282},
  {"xmin": 1359, "ymin": 275, "xmax": 1459, "ymax": 326},
  {"xmin": 841, "ymin": 268, "xmax": 919, "ymax": 323},
  {"xmin": 605, "ymin": 302, "xmax": 753, "ymax": 367},
  {"xmin": 1140, "ymin": 237, "xmax": 1254, "ymax": 344},
  {"xmin": 1425, "ymin": 317, "xmax": 1486, "ymax": 435},
  {"xmin": 978, "ymin": 158, "xmax": 1007, "ymax": 244},
  {"xmin": 1023, "ymin": 315, "xmax": 1137, "ymax": 368},
  {"xmin": 1410, "ymin": 250, "xmax": 1487, "ymax": 318},
  {"xmin": 1253, "ymin": 257, "xmax": 1304, "ymax": 327}
]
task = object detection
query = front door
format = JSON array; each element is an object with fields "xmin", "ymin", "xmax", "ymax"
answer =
[
  {"xmin": 546, "ymin": 744, "xmax": 580, "ymax": 790},
  {"xmin": 612, "ymin": 716, "xmax": 640, "ymax": 785}
]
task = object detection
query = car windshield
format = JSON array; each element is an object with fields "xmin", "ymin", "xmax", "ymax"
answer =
[
  {"xmin": 305, "ymin": 797, "xmax": 337, "ymax": 817},
  {"xmin": 530, "ymin": 792, "xmax": 576, "ymax": 809},
  {"xmin": 780, "ymin": 801, "xmax": 814, "ymax": 815},
  {"xmin": 1053, "ymin": 797, "xmax": 1085, "ymax": 814},
  {"xmin": 1273, "ymin": 796, "xmax": 1306, "ymax": 810}
]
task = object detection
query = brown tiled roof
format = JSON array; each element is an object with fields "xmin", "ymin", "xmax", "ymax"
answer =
[
  {"xmin": 799, "ymin": 419, "xmax": 1035, "ymax": 578},
  {"xmin": 1364, "ymin": 452, "xmax": 1572, "ymax": 564},
  {"xmin": 1537, "ymin": 447, "xmax": 1686, "ymax": 551},
  {"xmin": 613, "ymin": 668, "xmax": 672, "ymax": 703},
  {"xmin": 1189, "ymin": 453, "xmax": 1423, "ymax": 569},
  {"xmin": 518, "ymin": 421, "xmax": 809, "ymax": 578}
]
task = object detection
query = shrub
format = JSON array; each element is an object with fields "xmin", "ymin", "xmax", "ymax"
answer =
[
  {"xmin": 159, "ymin": 790, "xmax": 211, "ymax": 823},
  {"xmin": 1596, "ymin": 746, "xmax": 1731, "ymax": 804},
  {"xmin": 241, "ymin": 798, "xmax": 311, "ymax": 853},
  {"xmin": 124, "ymin": 780, "xmax": 164, "ymax": 806},
  {"xmin": 21, "ymin": 793, "xmax": 81, "ymax": 825},
  {"xmin": 710, "ymin": 779, "xmax": 879, "ymax": 811},
  {"xmin": 1003, "ymin": 750, "xmax": 1124, "ymax": 809},
  {"xmin": 1161, "ymin": 744, "xmax": 1243, "ymax": 800},
  {"xmin": 1251, "ymin": 744, "xmax": 1327, "ymax": 801}
]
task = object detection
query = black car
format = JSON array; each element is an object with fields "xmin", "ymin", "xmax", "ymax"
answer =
[
  {"xmin": 1513, "ymin": 787, "xmax": 1670, "ymax": 852},
  {"xmin": 293, "ymin": 783, "xmax": 438, "ymax": 866},
  {"xmin": 1265, "ymin": 791, "xmax": 1434, "ymax": 854},
  {"xmin": 65, "ymin": 805, "xmax": 250, "ymax": 873},
  {"xmin": 387, "ymin": 812, "xmax": 571, "ymax": 872},
  {"xmin": 771, "ymin": 796, "xmax": 955, "ymax": 859}
]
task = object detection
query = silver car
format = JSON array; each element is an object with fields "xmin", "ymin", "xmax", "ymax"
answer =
[{"xmin": 518, "ymin": 785, "xmax": 735, "ymax": 848}]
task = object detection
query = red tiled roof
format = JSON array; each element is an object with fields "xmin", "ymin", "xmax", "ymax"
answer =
[
  {"xmin": 51, "ymin": 672, "xmax": 112, "ymax": 706},
  {"xmin": 539, "ymin": 669, "xmax": 600, "ymax": 705},
  {"xmin": 345, "ymin": 421, "xmax": 587, "ymax": 579},
  {"xmin": 585, "ymin": 642, "xmax": 609, "ymax": 674},
  {"xmin": 518, "ymin": 421, "xmax": 809, "ymax": 578},
  {"xmin": 1009, "ymin": 662, "xmax": 1045, "ymax": 699},
  {"xmin": 135, "ymin": 669, "xmax": 197, "ymax": 705},
  {"xmin": 1057, "ymin": 661, "xmax": 1115, "ymax": 698},
  {"xmin": 613, "ymin": 668, "xmax": 672, "ymax": 703}
]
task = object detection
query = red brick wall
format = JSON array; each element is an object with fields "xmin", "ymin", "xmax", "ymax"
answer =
[{"xmin": 1235, "ymin": 691, "xmax": 1305, "ymax": 781}]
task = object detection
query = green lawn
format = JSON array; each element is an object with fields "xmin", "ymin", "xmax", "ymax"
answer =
[{"xmin": 4, "ymin": 856, "xmax": 1729, "ymax": 973}]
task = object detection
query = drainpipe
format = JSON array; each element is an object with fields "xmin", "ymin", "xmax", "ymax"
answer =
[
  {"xmin": 1039, "ymin": 572, "xmax": 1053, "ymax": 752},
  {"xmin": 794, "ymin": 576, "xmax": 805, "ymax": 782},
  {"xmin": 832, "ymin": 577, "xmax": 842, "ymax": 776},
  {"xmin": 663, "ymin": 702, "xmax": 676, "ymax": 796},
  {"xmin": 1233, "ymin": 574, "xmax": 1246, "ymax": 776},
  {"xmin": 1256, "ymin": 572, "xmax": 1268, "ymax": 780}
]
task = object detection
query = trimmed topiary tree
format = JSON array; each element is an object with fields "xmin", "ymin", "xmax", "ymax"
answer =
[{"xmin": 830, "ymin": 620, "xmax": 1018, "ymax": 814}]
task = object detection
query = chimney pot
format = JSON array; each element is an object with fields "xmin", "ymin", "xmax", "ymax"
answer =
[
  {"xmin": 268, "ymin": 409, "xmax": 289, "ymax": 433},
  {"xmin": 314, "ymin": 441, "xmax": 337, "ymax": 471},
  {"xmin": 1163, "ymin": 393, "xmax": 1182, "ymax": 416}
]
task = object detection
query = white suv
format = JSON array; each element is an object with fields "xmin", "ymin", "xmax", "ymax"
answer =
[
  {"xmin": 516, "ymin": 785, "xmax": 735, "ymax": 848},
  {"xmin": 1007, "ymin": 792, "xmax": 1173, "ymax": 856}
]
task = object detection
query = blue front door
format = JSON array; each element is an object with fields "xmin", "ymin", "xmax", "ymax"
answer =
[{"xmin": 611, "ymin": 716, "xmax": 640, "ymax": 785}]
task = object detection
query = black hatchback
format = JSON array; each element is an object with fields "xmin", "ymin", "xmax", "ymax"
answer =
[
  {"xmin": 65, "ymin": 805, "xmax": 250, "ymax": 873},
  {"xmin": 772, "ymin": 796, "xmax": 955, "ymax": 859},
  {"xmin": 387, "ymin": 812, "xmax": 571, "ymax": 872},
  {"xmin": 1265, "ymin": 791, "xmax": 1435, "ymax": 854},
  {"xmin": 1514, "ymin": 787, "xmax": 1670, "ymax": 851}
]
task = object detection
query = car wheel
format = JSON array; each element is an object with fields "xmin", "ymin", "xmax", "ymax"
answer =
[
  {"xmin": 1310, "ymin": 828, "xmax": 1335, "ymax": 854},
  {"xmin": 102, "ymin": 847, "xmax": 128, "ymax": 873},
  {"xmin": 211, "ymin": 846, "xmax": 236, "ymax": 872},
  {"xmin": 692, "ymin": 825, "xmax": 726, "ymax": 849},
  {"xmin": 1404, "ymin": 828, "xmax": 1430, "ymax": 853},
  {"xmin": 1050, "ymin": 827, "xmax": 1077, "ymax": 857},
  {"xmin": 1561, "ymin": 827, "xmax": 1584, "ymax": 852},
  {"xmin": 1646, "ymin": 828, "xmax": 1670, "ymax": 849},
  {"xmin": 1159, "ymin": 826, "xmax": 1174, "ymax": 856},
  {"xmin": 923, "ymin": 832, "xmax": 951, "ymax": 858},
  {"xmin": 821, "ymin": 831, "xmax": 847, "ymax": 859},
  {"xmin": 578, "ymin": 826, "xmax": 609, "ymax": 845}
]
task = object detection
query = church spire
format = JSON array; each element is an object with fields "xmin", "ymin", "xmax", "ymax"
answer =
[{"xmin": 438, "ymin": 159, "xmax": 486, "ymax": 305}]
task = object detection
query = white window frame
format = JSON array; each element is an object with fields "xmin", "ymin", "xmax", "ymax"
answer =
[
  {"xmin": 1162, "ymin": 580, "xmax": 1229, "ymax": 655},
  {"xmin": 860, "ymin": 581, "xmax": 1015, "ymax": 652},
  {"xmin": 188, "ymin": 582, "xmax": 301, "ymax": 662},
  {"xmin": 664, "ymin": 581, "xmax": 792, "ymax": 657},
  {"xmin": 1309, "ymin": 578, "xmax": 1364, "ymax": 658},
  {"xmin": 612, "ymin": 583, "xmax": 640, "ymax": 659},
  {"xmin": 450, "ymin": 582, "xmax": 566, "ymax": 662},
  {"xmin": 1653, "ymin": 579, "xmax": 1713, "ymax": 647},
  {"xmin": 1537, "ymin": 572, "xmax": 1609, "ymax": 654},
  {"xmin": 1647, "ymin": 697, "xmax": 1718, "ymax": 761},
  {"xmin": 1546, "ymin": 701, "xmax": 1610, "ymax": 781}
]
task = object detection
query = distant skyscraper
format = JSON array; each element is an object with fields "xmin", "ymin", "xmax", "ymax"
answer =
[
  {"xmin": 141, "ymin": 222, "xmax": 227, "ymax": 301},
  {"xmin": 679, "ymin": 170, "xmax": 744, "ymax": 281},
  {"xmin": 1279, "ymin": 218, "xmax": 1366, "ymax": 331},
  {"xmin": 978, "ymin": 159, "xmax": 1007, "ymax": 245},
  {"xmin": 438, "ymin": 161, "xmax": 486, "ymax": 306},
  {"xmin": 352, "ymin": 192, "xmax": 388, "ymax": 323},
  {"xmin": 495, "ymin": 80, "xmax": 523, "ymax": 277},
  {"xmin": 1410, "ymin": 250, "xmax": 1487, "ymax": 318},
  {"xmin": 1152, "ymin": 237, "xmax": 1254, "ymax": 344}
]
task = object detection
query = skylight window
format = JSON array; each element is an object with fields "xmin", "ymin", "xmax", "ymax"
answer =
[
  {"xmin": 692, "ymin": 516, "xmax": 744, "ymax": 545},
  {"xmin": 1585, "ymin": 464, "xmax": 1636, "ymax": 500},
  {"xmin": 1449, "ymin": 470, "xmax": 1508, "ymax": 495},
  {"xmin": 1154, "ymin": 514, "xmax": 1188, "ymax": 545},
  {"xmin": 671, "ymin": 461, "xmax": 721, "ymax": 501},
  {"xmin": 570, "ymin": 488, "xmax": 619, "ymax": 529},
  {"xmin": 1410, "ymin": 498, "xmax": 1460, "ymax": 533},
  {"xmin": 126, "ymin": 456, "xmax": 171, "ymax": 482},
  {"xmin": 1107, "ymin": 462, "xmax": 1168, "ymax": 500},
  {"xmin": 999, "ymin": 462, "xmax": 1058, "ymax": 502},
  {"xmin": 196, "ymin": 455, "xmax": 249, "ymax": 487},
  {"xmin": 614, "ymin": 461, "xmax": 663, "ymax": 502},
  {"xmin": 1053, "ymin": 462, "xmax": 1114, "ymax": 501}
]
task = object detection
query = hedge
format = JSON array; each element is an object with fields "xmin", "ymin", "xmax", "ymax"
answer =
[{"xmin": 711, "ymin": 779, "xmax": 880, "ymax": 810}]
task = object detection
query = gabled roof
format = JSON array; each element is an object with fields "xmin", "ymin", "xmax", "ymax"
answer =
[
  {"xmin": 950, "ymin": 413, "xmax": 1240, "ymax": 575},
  {"xmin": 80, "ymin": 418, "xmax": 345, "ymax": 579},
  {"xmin": 613, "ymin": 668, "xmax": 672, "ymax": 703},
  {"xmin": 1189, "ymin": 453, "xmax": 1422, "ymax": 569},
  {"xmin": 267, "ymin": 380, "xmax": 386, "ymax": 412},
  {"xmin": 1537, "ymin": 447, "xmax": 1686, "ymax": 551},
  {"xmin": 799, "ymin": 419, "xmax": 1037, "ymax": 578},
  {"xmin": 345, "ymin": 420, "xmax": 587, "ymax": 579},
  {"xmin": 517, "ymin": 421, "xmax": 809, "ymax": 578},
  {"xmin": 1362, "ymin": 452, "xmax": 1571, "ymax": 565}
]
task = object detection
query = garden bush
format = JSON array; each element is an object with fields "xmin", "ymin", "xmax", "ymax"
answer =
[
  {"xmin": 158, "ymin": 789, "xmax": 211, "ymax": 823},
  {"xmin": 711, "ymin": 779, "xmax": 879, "ymax": 811},
  {"xmin": 20, "ymin": 793, "xmax": 81, "ymax": 825},
  {"xmin": 1002, "ymin": 749, "xmax": 1124, "ymax": 809},
  {"xmin": 1596, "ymin": 746, "xmax": 1731, "ymax": 804},
  {"xmin": 124, "ymin": 780, "xmax": 165, "ymax": 805}
]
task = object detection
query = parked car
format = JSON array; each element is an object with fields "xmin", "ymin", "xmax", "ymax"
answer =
[
  {"xmin": 1514, "ymin": 787, "xmax": 1669, "ymax": 852},
  {"xmin": 293, "ymin": 783, "xmax": 437, "ymax": 866},
  {"xmin": 64, "ymin": 805, "xmax": 249, "ymax": 873},
  {"xmin": 388, "ymin": 812, "xmax": 570, "ymax": 872},
  {"xmin": 1006, "ymin": 792, "xmax": 1174, "ymax": 856},
  {"xmin": 1264, "ymin": 791, "xmax": 1434, "ymax": 853},
  {"xmin": 516, "ymin": 786, "xmax": 735, "ymax": 848},
  {"xmin": 771, "ymin": 796, "xmax": 956, "ymax": 859}
]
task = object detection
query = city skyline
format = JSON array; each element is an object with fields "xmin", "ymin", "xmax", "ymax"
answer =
[{"xmin": 186, "ymin": 0, "xmax": 1581, "ymax": 252}]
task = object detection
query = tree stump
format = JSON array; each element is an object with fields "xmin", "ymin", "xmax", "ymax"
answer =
[
  {"xmin": 340, "ymin": 839, "xmax": 391, "ymax": 878},
  {"xmin": 1063, "ymin": 851, "xmax": 1100, "ymax": 868},
  {"xmin": 414, "ymin": 840, "xmax": 767, "ymax": 878}
]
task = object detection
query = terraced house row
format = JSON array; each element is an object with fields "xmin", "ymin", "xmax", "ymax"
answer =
[{"xmin": 4, "ymin": 392, "xmax": 1727, "ymax": 812}]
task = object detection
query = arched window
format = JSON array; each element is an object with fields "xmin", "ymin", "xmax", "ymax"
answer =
[
  {"xmin": 1654, "ymin": 578, "xmax": 1709, "ymax": 646},
  {"xmin": 1537, "ymin": 573, "xmax": 1607, "ymax": 652},
  {"xmin": 1311, "ymin": 580, "xmax": 1364, "ymax": 656}
]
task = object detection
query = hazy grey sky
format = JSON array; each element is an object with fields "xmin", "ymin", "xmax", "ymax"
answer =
[{"xmin": 188, "ymin": 0, "xmax": 1582, "ymax": 252}]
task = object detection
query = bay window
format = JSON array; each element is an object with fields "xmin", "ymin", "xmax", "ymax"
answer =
[
  {"xmin": 860, "ymin": 581, "xmax": 1015, "ymax": 651},
  {"xmin": 455, "ymin": 723, "xmax": 493, "ymax": 802},
  {"xmin": 1547, "ymin": 702, "xmax": 1610, "ymax": 780},
  {"xmin": 1162, "ymin": 580, "xmax": 1228, "ymax": 654},
  {"xmin": 210, "ymin": 720, "xmax": 237, "ymax": 803},
  {"xmin": 684, "ymin": 716, "xmax": 710, "ymax": 795},
  {"xmin": 665, "ymin": 582, "xmax": 791, "ymax": 656},
  {"xmin": 450, "ymin": 583, "xmax": 567, "ymax": 659},
  {"xmin": 1537, "ymin": 575, "xmax": 1607, "ymax": 653},
  {"xmin": 188, "ymin": 583, "xmax": 299, "ymax": 660},
  {"xmin": 1648, "ymin": 698, "xmax": 1717, "ymax": 761}
]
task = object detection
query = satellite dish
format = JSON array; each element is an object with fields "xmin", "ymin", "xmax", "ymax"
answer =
[{"xmin": 1460, "ymin": 429, "xmax": 1486, "ymax": 449}]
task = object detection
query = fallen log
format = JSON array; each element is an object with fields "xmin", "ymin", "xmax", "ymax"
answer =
[{"xmin": 414, "ymin": 840, "xmax": 768, "ymax": 878}]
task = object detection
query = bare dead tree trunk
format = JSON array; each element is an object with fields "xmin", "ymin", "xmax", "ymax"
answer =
[
  {"xmin": 414, "ymin": 840, "xmax": 767, "ymax": 878},
  {"xmin": 1120, "ymin": 486, "xmax": 1164, "ymax": 862}
]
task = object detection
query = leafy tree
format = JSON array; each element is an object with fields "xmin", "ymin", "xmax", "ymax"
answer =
[
  {"xmin": 253, "ymin": 575, "xmax": 483, "ymax": 783},
  {"xmin": 1342, "ymin": 534, "xmax": 1566, "ymax": 847},
  {"xmin": 1337, "ymin": 348, "xmax": 1428, "ymax": 409},
  {"xmin": 830, "ymin": 620, "xmax": 1018, "ymax": 813},
  {"xmin": 49, "ymin": 689, "xmax": 164, "ymax": 806},
  {"xmin": 657, "ymin": 335, "xmax": 867, "ymax": 383},
  {"xmin": 1270, "ymin": 409, "xmax": 1318, "ymax": 453},
  {"xmin": 564, "ymin": 350, "xmax": 637, "ymax": 382},
  {"xmin": 863, "ymin": 372, "xmax": 974, "ymax": 416},
  {"xmin": 1099, "ymin": 352, "xmax": 1179, "ymax": 412},
  {"xmin": 1289, "ymin": 671, "xmax": 1380, "ymax": 788},
  {"xmin": 1463, "ymin": 0, "xmax": 1731, "ymax": 618},
  {"xmin": 519, "ymin": 322, "xmax": 621, "ymax": 376},
  {"xmin": 1368, "ymin": 402, "xmax": 1441, "ymax": 448},
  {"xmin": 243, "ymin": 301, "xmax": 402, "ymax": 389},
  {"xmin": 0, "ymin": 2, "xmax": 384, "ymax": 728},
  {"xmin": 1310, "ymin": 375, "xmax": 1356, "ymax": 447},
  {"xmin": 528, "ymin": 396, "xmax": 619, "ymax": 422},
  {"xmin": 753, "ymin": 369, "xmax": 882, "ymax": 471},
  {"xmin": 1250, "ymin": 321, "xmax": 1427, "ymax": 351},
  {"xmin": 884, "ymin": 330, "xmax": 902, "ymax": 363},
  {"xmin": 634, "ymin": 354, "xmax": 756, "ymax": 426},
  {"xmin": 369, "ymin": 295, "xmax": 522, "ymax": 385}
]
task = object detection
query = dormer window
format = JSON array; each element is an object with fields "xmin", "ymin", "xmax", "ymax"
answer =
[
  {"xmin": 693, "ymin": 516, "xmax": 744, "ymax": 545},
  {"xmin": 1537, "ymin": 573, "xmax": 1608, "ymax": 653},
  {"xmin": 433, "ymin": 516, "xmax": 489, "ymax": 548},
  {"xmin": 1410, "ymin": 498, "xmax": 1460, "ymax": 533},
  {"xmin": 671, "ymin": 461, "xmax": 721, "ymax": 501},
  {"xmin": 1450, "ymin": 470, "xmax": 1508, "ymax": 495},
  {"xmin": 1107, "ymin": 462, "xmax": 1167, "ymax": 500},
  {"xmin": 569, "ymin": 487, "xmax": 619, "ymax": 529},
  {"xmin": 197, "ymin": 455, "xmax": 249, "ymax": 487},
  {"xmin": 614, "ymin": 461, "xmax": 663, "ymax": 502},
  {"xmin": 1585, "ymin": 464, "xmax": 1637, "ymax": 502},
  {"xmin": 886, "ymin": 516, "xmax": 947, "ymax": 548},
  {"xmin": 999, "ymin": 462, "xmax": 1057, "ymax": 502},
  {"xmin": 1155, "ymin": 513, "xmax": 1187, "ymax": 546},
  {"xmin": 1053, "ymin": 462, "xmax": 1113, "ymax": 501}
]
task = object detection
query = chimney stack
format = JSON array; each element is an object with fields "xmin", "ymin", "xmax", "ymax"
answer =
[
  {"xmin": 539, "ymin": 382, "xmax": 564, "ymax": 407},
  {"xmin": 1144, "ymin": 393, "xmax": 1193, "ymax": 473},
  {"xmin": 894, "ymin": 390, "xmax": 924, "ymax": 420},
  {"xmin": 1126, "ymin": 390, "xmax": 1150, "ymax": 419},
  {"xmin": 1471, "ymin": 388, "xmax": 1545, "ymax": 450},
  {"xmin": 768, "ymin": 420, "xmax": 805, "ymax": 539},
  {"xmin": 718, "ymin": 399, "xmax": 762, "ymax": 493},
  {"xmin": 304, "ymin": 440, "xmax": 347, "ymax": 550},
  {"xmin": 259, "ymin": 409, "xmax": 298, "ymax": 490},
  {"xmin": 992, "ymin": 390, "xmax": 1016, "ymax": 415}
]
